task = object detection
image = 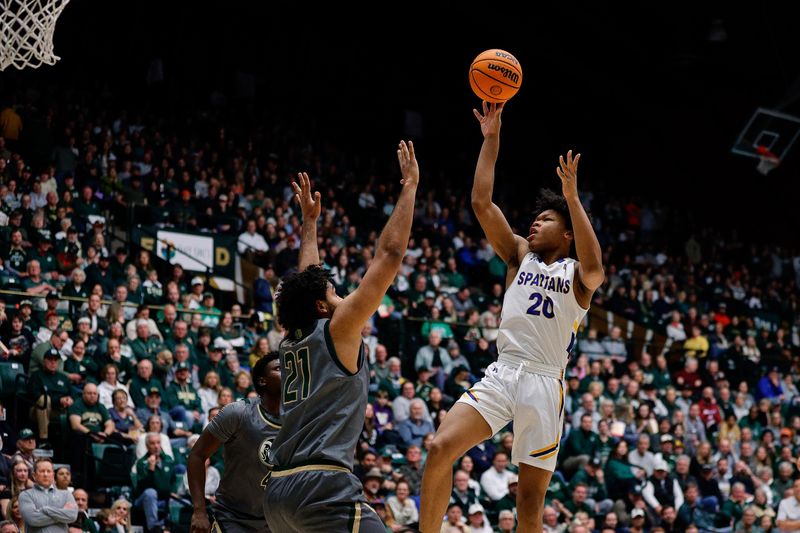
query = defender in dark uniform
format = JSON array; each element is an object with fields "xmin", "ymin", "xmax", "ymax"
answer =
[
  {"xmin": 263, "ymin": 144, "xmax": 419, "ymax": 532},
  {"xmin": 188, "ymin": 353, "xmax": 281, "ymax": 533}
]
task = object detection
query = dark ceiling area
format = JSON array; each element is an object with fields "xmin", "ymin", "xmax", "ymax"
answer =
[{"xmin": 3, "ymin": 2, "xmax": 799, "ymax": 243}]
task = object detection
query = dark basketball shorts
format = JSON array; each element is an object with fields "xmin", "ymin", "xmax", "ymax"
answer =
[{"xmin": 263, "ymin": 465, "xmax": 385, "ymax": 533}]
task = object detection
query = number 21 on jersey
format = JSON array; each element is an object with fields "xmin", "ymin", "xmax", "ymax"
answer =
[{"xmin": 283, "ymin": 347, "xmax": 311, "ymax": 404}]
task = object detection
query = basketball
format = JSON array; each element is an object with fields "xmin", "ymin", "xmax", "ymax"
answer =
[{"xmin": 469, "ymin": 49, "xmax": 523, "ymax": 103}]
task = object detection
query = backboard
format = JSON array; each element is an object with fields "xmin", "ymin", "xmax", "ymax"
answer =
[{"xmin": 732, "ymin": 107, "xmax": 800, "ymax": 175}]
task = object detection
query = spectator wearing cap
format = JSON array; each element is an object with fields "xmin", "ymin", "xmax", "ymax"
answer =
[
  {"xmin": 29, "ymin": 237, "xmax": 60, "ymax": 282},
  {"xmin": 28, "ymin": 348, "xmax": 73, "ymax": 446},
  {"xmin": 198, "ymin": 293, "xmax": 221, "ymax": 329},
  {"xmin": 135, "ymin": 388, "xmax": 188, "ymax": 448},
  {"xmin": 198, "ymin": 340, "xmax": 234, "ymax": 388},
  {"xmin": 84, "ymin": 252, "xmax": 115, "ymax": 298},
  {"xmin": 757, "ymin": 366, "xmax": 784, "ymax": 403},
  {"xmin": 386, "ymin": 479, "xmax": 418, "ymax": 528},
  {"xmin": 496, "ymin": 473, "xmax": 520, "ymax": 517},
  {"xmin": 361, "ymin": 467, "xmax": 384, "ymax": 505},
  {"xmin": 642, "ymin": 458, "xmax": 684, "ymax": 516},
  {"xmin": 164, "ymin": 361, "xmax": 202, "ymax": 427},
  {"xmin": 629, "ymin": 507, "xmax": 647, "ymax": 532},
  {"xmin": 569, "ymin": 457, "xmax": 613, "ymax": 516},
  {"xmin": 29, "ymin": 329, "xmax": 68, "ymax": 374},
  {"xmin": 656, "ymin": 434, "xmax": 677, "ymax": 470},
  {"xmin": 465, "ymin": 502, "xmax": 491, "ymax": 533},
  {"xmin": 11, "ymin": 429, "xmax": 37, "ymax": 473},
  {"xmin": 15, "ymin": 298, "xmax": 36, "ymax": 330},
  {"xmin": 442, "ymin": 341, "xmax": 471, "ymax": 377},
  {"xmin": 415, "ymin": 330, "xmax": 448, "ymax": 391}
]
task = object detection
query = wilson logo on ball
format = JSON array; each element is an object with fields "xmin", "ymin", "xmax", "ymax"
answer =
[{"xmin": 487, "ymin": 63, "xmax": 519, "ymax": 83}]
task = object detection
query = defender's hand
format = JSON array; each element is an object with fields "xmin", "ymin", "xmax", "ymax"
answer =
[
  {"xmin": 397, "ymin": 140, "xmax": 419, "ymax": 188},
  {"xmin": 291, "ymin": 172, "xmax": 321, "ymax": 221}
]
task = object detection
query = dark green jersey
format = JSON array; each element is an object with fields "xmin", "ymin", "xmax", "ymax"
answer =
[{"xmin": 269, "ymin": 319, "xmax": 368, "ymax": 470}]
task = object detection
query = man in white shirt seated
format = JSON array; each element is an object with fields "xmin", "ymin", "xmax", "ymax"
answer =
[
  {"xmin": 479, "ymin": 453, "xmax": 515, "ymax": 503},
  {"xmin": 628, "ymin": 433, "xmax": 657, "ymax": 476},
  {"xmin": 237, "ymin": 219, "xmax": 269, "ymax": 260},
  {"xmin": 777, "ymin": 478, "xmax": 800, "ymax": 532}
]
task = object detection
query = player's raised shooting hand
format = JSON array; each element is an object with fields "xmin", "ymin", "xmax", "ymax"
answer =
[
  {"xmin": 291, "ymin": 172, "xmax": 321, "ymax": 222},
  {"xmin": 556, "ymin": 149, "xmax": 581, "ymax": 201},
  {"xmin": 472, "ymin": 101, "xmax": 504, "ymax": 139},
  {"xmin": 397, "ymin": 140, "xmax": 419, "ymax": 188}
]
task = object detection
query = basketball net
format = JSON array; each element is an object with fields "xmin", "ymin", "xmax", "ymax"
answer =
[
  {"xmin": 0, "ymin": 0, "xmax": 71, "ymax": 71},
  {"xmin": 755, "ymin": 145, "xmax": 780, "ymax": 176}
]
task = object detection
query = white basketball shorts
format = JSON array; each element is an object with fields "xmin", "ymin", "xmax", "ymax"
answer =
[{"xmin": 456, "ymin": 360, "xmax": 565, "ymax": 472}]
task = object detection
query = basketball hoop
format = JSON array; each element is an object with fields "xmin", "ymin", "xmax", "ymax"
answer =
[
  {"xmin": 755, "ymin": 145, "xmax": 781, "ymax": 175},
  {"xmin": 0, "ymin": 0, "xmax": 71, "ymax": 71}
]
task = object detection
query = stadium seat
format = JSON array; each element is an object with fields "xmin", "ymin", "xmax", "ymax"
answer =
[
  {"xmin": 0, "ymin": 361, "xmax": 25, "ymax": 396},
  {"xmin": 93, "ymin": 443, "xmax": 135, "ymax": 488}
]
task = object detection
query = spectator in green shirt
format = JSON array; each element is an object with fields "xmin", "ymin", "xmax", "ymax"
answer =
[
  {"xmin": 165, "ymin": 361, "xmax": 203, "ymax": 426},
  {"xmin": 133, "ymin": 433, "xmax": 176, "ymax": 533},
  {"xmin": 28, "ymin": 348, "xmax": 74, "ymax": 445}
]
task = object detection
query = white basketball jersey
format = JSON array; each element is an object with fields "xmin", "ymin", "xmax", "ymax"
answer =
[{"xmin": 496, "ymin": 253, "xmax": 588, "ymax": 370}]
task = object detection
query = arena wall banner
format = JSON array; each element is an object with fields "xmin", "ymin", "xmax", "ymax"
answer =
[{"xmin": 133, "ymin": 225, "xmax": 236, "ymax": 281}]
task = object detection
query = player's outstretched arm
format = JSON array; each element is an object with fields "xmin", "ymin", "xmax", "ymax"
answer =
[
  {"xmin": 329, "ymin": 140, "xmax": 419, "ymax": 373},
  {"xmin": 187, "ymin": 431, "xmax": 223, "ymax": 533},
  {"xmin": 556, "ymin": 150, "xmax": 604, "ymax": 305},
  {"xmin": 471, "ymin": 101, "xmax": 528, "ymax": 267},
  {"xmin": 293, "ymin": 172, "xmax": 322, "ymax": 271}
]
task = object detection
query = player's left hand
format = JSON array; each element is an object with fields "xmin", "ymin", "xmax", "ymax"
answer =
[
  {"xmin": 291, "ymin": 172, "xmax": 322, "ymax": 221},
  {"xmin": 556, "ymin": 149, "xmax": 581, "ymax": 201}
]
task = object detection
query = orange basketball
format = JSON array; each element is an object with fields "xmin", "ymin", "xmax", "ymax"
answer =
[{"xmin": 469, "ymin": 49, "xmax": 523, "ymax": 103}]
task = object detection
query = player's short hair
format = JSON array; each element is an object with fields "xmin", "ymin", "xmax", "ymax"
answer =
[
  {"xmin": 275, "ymin": 264, "xmax": 333, "ymax": 332},
  {"xmin": 534, "ymin": 188, "xmax": 573, "ymax": 230}
]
